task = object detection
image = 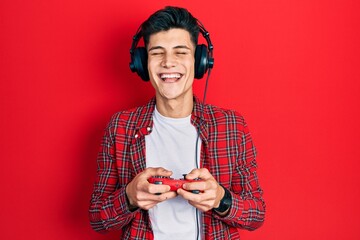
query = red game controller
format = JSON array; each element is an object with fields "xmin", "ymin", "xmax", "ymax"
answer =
[{"xmin": 148, "ymin": 176, "xmax": 203, "ymax": 194}]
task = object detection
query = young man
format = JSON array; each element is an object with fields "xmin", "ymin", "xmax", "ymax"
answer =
[{"xmin": 89, "ymin": 6, "xmax": 265, "ymax": 240}]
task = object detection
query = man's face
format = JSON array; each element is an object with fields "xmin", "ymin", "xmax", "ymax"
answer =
[{"xmin": 147, "ymin": 28, "xmax": 195, "ymax": 102}]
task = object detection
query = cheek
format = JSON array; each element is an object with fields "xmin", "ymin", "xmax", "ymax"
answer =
[
  {"xmin": 184, "ymin": 58, "xmax": 195, "ymax": 72},
  {"xmin": 147, "ymin": 61, "xmax": 158, "ymax": 77},
  {"xmin": 147, "ymin": 59, "xmax": 154, "ymax": 72},
  {"xmin": 188, "ymin": 61, "xmax": 195, "ymax": 76}
]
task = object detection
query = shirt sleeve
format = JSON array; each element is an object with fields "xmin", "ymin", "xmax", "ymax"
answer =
[
  {"xmin": 214, "ymin": 113, "xmax": 266, "ymax": 230},
  {"xmin": 89, "ymin": 113, "xmax": 138, "ymax": 232}
]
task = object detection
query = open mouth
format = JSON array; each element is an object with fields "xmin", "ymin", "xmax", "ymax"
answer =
[{"xmin": 159, "ymin": 73, "xmax": 183, "ymax": 83}]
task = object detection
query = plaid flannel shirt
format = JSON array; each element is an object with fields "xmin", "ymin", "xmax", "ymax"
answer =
[{"xmin": 89, "ymin": 96, "xmax": 265, "ymax": 239}]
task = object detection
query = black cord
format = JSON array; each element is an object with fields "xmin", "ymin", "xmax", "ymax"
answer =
[
  {"xmin": 195, "ymin": 68, "xmax": 211, "ymax": 168},
  {"xmin": 194, "ymin": 67, "xmax": 212, "ymax": 240}
]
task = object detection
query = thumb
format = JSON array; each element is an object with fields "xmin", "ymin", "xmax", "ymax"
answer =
[{"xmin": 144, "ymin": 167, "xmax": 173, "ymax": 178}]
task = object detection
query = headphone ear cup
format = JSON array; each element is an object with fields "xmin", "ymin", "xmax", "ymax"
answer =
[
  {"xmin": 194, "ymin": 44, "xmax": 209, "ymax": 79},
  {"xmin": 131, "ymin": 47, "xmax": 150, "ymax": 81}
]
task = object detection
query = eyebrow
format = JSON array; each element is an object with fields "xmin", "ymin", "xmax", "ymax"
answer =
[
  {"xmin": 174, "ymin": 45, "xmax": 191, "ymax": 50},
  {"xmin": 148, "ymin": 45, "xmax": 191, "ymax": 52}
]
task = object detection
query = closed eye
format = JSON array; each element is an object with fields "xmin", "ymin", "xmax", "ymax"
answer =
[{"xmin": 150, "ymin": 52, "xmax": 164, "ymax": 56}]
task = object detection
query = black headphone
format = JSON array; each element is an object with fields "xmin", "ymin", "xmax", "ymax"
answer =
[{"xmin": 129, "ymin": 21, "xmax": 214, "ymax": 81}]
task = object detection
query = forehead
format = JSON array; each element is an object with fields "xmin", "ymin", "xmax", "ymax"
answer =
[{"xmin": 148, "ymin": 28, "xmax": 194, "ymax": 49}]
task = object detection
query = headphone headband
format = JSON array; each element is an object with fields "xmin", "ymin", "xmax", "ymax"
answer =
[
  {"xmin": 197, "ymin": 20, "xmax": 214, "ymax": 69},
  {"xmin": 129, "ymin": 25, "xmax": 143, "ymax": 57}
]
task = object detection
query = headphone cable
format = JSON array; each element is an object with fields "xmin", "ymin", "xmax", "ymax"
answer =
[{"xmin": 194, "ymin": 67, "xmax": 212, "ymax": 240}]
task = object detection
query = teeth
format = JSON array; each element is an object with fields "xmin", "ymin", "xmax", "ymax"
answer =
[{"xmin": 160, "ymin": 73, "xmax": 181, "ymax": 79}]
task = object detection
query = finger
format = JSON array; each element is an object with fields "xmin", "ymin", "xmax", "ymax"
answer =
[
  {"xmin": 137, "ymin": 191, "xmax": 177, "ymax": 208},
  {"xmin": 177, "ymin": 188, "xmax": 203, "ymax": 201},
  {"xmin": 147, "ymin": 183, "xmax": 171, "ymax": 194},
  {"xmin": 141, "ymin": 192, "xmax": 177, "ymax": 210},
  {"xmin": 186, "ymin": 168, "xmax": 212, "ymax": 180},
  {"xmin": 185, "ymin": 168, "xmax": 201, "ymax": 179},
  {"xmin": 177, "ymin": 189, "xmax": 215, "ymax": 212},
  {"xmin": 144, "ymin": 167, "xmax": 173, "ymax": 178},
  {"xmin": 178, "ymin": 188, "xmax": 217, "ymax": 204},
  {"xmin": 182, "ymin": 181, "xmax": 207, "ymax": 192},
  {"xmin": 188, "ymin": 200, "xmax": 214, "ymax": 212},
  {"xmin": 137, "ymin": 200, "xmax": 158, "ymax": 210}
]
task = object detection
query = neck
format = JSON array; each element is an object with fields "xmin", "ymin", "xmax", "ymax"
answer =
[{"xmin": 155, "ymin": 94, "xmax": 194, "ymax": 118}]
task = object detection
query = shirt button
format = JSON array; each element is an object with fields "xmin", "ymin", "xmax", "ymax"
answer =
[
  {"xmin": 147, "ymin": 127, "xmax": 152, "ymax": 132},
  {"xmin": 134, "ymin": 134, "xmax": 139, "ymax": 138}
]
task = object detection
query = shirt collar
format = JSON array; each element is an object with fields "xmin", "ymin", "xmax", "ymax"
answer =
[
  {"xmin": 133, "ymin": 95, "xmax": 208, "ymax": 143},
  {"xmin": 191, "ymin": 95, "xmax": 209, "ymax": 144}
]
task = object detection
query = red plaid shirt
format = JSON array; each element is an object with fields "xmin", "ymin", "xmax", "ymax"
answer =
[{"xmin": 89, "ymin": 96, "xmax": 265, "ymax": 239}]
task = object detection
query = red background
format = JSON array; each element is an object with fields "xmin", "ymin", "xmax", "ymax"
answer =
[{"xmin": 1, "ymin": 0, "xmax": 360, "ymax": 239}]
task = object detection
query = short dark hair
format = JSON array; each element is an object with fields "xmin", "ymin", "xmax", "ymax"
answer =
[{"xmin": 141, "ymin": 6, "xmax": 200, "ymax": 48}]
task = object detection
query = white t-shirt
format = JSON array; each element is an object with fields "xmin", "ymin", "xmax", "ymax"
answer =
[{"xmin": 145, "ymin": 107, "xmax": 201, "ymax": 240}]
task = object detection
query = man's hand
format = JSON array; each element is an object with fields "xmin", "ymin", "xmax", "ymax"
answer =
[
  {"xmin": 177, "ymin": 168, "xmax": 225, "ymax": 212},
  {"xmin": 125, "ymin": 167, "xmax": 177, "ymax": 210}
]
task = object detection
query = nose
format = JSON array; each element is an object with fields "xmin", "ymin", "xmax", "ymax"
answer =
[{"xmin": 161, "ymin": 52, "xmax": 176, "ymax": 68}]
